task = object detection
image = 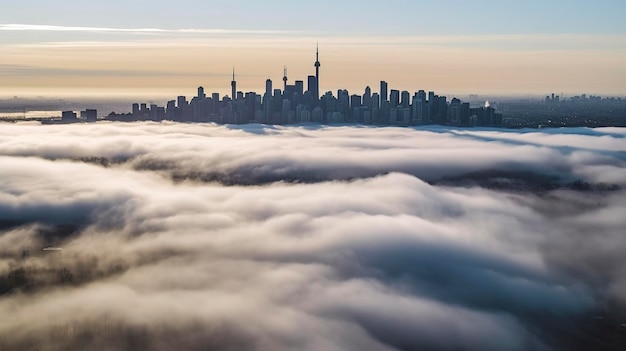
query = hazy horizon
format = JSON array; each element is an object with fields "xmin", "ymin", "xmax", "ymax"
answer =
[{"xmin": 1, "ymin": 1, "xmax": 625, "ymax": 97}]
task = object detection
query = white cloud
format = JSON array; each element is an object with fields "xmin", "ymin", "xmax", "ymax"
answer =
[
  {"xmin": 0, "ymin": 123, "xmax": 624, "ymax": 350},
  {"xmin": 0, "ymin": 23, "xmax": 288, "ymax": 35}
]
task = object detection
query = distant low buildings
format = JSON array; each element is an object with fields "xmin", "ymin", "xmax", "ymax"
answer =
[
  {"xmin": 61, "ymin": 110, "xmax": 77, "ymax": 123},
  {"xmin": 81, "ymin": 109, "xmax": 97, "ymax": 122}
]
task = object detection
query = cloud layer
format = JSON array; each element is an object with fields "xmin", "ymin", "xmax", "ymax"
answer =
[{"xmin": 0, "ymin": 123, "xmax": 625, "ymax": 350}]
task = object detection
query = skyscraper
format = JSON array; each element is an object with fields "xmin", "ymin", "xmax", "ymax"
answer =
[
  {"xmin": 401, "ymin": 91, "xmax": 410, "ymax": 108},
  {"xmin": 294, "ymin": 80, "xmax": 304, "ymax": 97},
  {"xmin": 380, "ymin": 81, "xmax": 388, "ymax": 104},
  {"xmin": 265, "ymin": 79, "xmax": 273, "ymax": 96},
  {"xmin": 283, "ymin": 66, "xmax": 288, "ymax": 92},
  {"xmin": 363, "ymin": 86, "xmax": 372, "ymax": 109},
  {"xmin": 390, "ymin": 89, "xmax": 400, "ymax": 107},
  {"xmin": 307, "ymin": 75, "xmax": 317, "ymax": 103},
  {"xmin": 177, "ymin": 96, "xmax": 187, "ymax": 109},
  {"xmin": 264, "ymin": 80, "xmax": 273, "ymax": 124},
  {"xmin": 231, "ymin": 68, "xmax": 237, "ymax": 101}
]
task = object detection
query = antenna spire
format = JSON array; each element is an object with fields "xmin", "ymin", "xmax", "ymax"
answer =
[{"xmin": 316, "ymin": 42, "xmax": 319, "ymax": 61}]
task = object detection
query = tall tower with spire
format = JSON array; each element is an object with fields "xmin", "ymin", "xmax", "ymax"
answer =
[
  {"xmin": 314, "ymin": 43, "xmax": 320, "ymax": 100},
  {"xmin": 231, "ymin": 67, "xmax": 236, "ymax": 101},
  {"xmin": 283, "ymin": 66, "xmax": 288, "ymax": 92}
]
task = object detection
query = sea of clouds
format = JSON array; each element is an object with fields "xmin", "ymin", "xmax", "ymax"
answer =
[{"xmin": 0, "ymin": 122, "xmax": 625, "ymax": 350}]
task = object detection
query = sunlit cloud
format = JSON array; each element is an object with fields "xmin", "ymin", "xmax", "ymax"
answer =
[
  {"xmin": 4, "ymin": 26, "xmax": 625, "ymax": 52},
  {"xmin": 0, "ymin": 23, "xmax": 290, "ymax": 35},
  {"xmin": 0, "ymin": 123, "xmax": 624, "ymax": 350}
]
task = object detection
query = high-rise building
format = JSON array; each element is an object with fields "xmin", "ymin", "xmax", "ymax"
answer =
[
  {"xmin": 307, "ymin": 75, "xmax": 317, "ymax": 103},
  {"xmin": 412, "ymin": 95, "xmax": 424, "ymax": 125},
  {"xmin": 401, "ymin": 91, "xmax": 410, "ymax": 108},
  {"xmin": 372, "ymin": 93, "xmax": 380, "ymax": 111},
  {"xmin": 231, "ymin": 68, "xmax": 237, "ymax": 101},
  {"xmin": 197, "ymin": 86, "xmax": 206, "ymax": 99},
  {"xmin": 417, "ymin": 90, "xmax": 427, "ymax": 102},
  {"xmin": 428, "ymin": 91, "xmax": 438, "ymax": 120},
  {"xmin": 449, "ymin": 98, "xmax": 462, "ymax": 125},
  {"xmin": 166, "ymin": 100, "xmax": 176, "ymax": 120},
  {"xmin": 150, "ymin": 104, "xmax": 158, "ymax": 120},
  {"xmin": 295, "ymin": 80, "xmax": 304, "ymax": 97},
  {"xmin": 321, "ymin": 91, "xmax": 338, "ymax": 115},
  {"xmin": 390, "ymin": 89, "xmax": 400, "ymax": 107},
  {"xmin": 437, "ymin": 96, "xmax": 448, "ymax": 124},
  {"xmin": 412, "ymin": 91, "xmax": 427, "ymax": 125},
  {"xmin": 428, "ymin": 91, "xmax": 436, "ymax": 103},
  {"xmin": 461, "ymin": 103, "xmax": 470, "ymax": 126},
  {"xmin": 363, "ymin": 86, "xmax": 372, "ymax": 109},
  {"xmin": 300, "ymin": 108, "xmax": 312, "ymax": 123},
  {"xmin": 337, "ymin": 89, "xmax": 349, "ymax": 115},
  {"xmin": 281, "ymin": 99, "xmax": 291, "ymax": 124},
  {"xmin": 312, "ymin": 106, "xmax": 324, "ymax": 123},
  {"xmin": 283, "ymin": 66, "xmax": 288, "ymax": 92},
  {"xmin": 350, "ymin": 94, "xmax": 362, "ymax": 110},
  {"xmin": 177, "ymin": 96, "xmax": 187, "ymax": 109},
  {"xmin": 266, "ymin": 79, "xmax": 273, "ymax": 96},
  {"xmin": 399, "ymin": 108, "xmax": 411, "ymax": 126},
  {"xmin": 177, "ymin": 96, "xmax": 188, "ymax": 121},
  {"xmin": 380, "ymin": 81, "xmax": 388, "ymax": 103},
  {"xmin": 264, "ymin": 93, "xmax": 273, "ymax": 124}
]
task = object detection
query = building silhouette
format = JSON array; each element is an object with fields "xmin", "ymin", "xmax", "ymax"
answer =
[{"xmin": 101, "ymin": 46, "xmax": 502, "ymax": 127}]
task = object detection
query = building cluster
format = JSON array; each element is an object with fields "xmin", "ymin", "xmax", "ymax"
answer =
[
  {"xmin": 546, "ymin": 93, "xmax": 623, "ymax": 105},
  {"xmin": 43, "ymin": 109, "xmax": 97, "ymax": 124},
  {"xmin": 65, "ymin": 109, "xmax": 97, "ymax": 122},
  {"xmin": 112, "ymin": 46, "xmax": 503, "ymax": 126}
]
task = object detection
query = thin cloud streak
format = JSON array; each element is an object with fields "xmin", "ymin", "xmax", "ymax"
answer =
[
  {"xmin": 0, "ymin": 63, "xmax": 230, "ymax": 78},
  {"xmin": 6, "ymin": 28, "xmax": 625, "ymax": 51},
  {"xmin": 0, "ymin": 23, "xmax": 290, "ymax": 35}
]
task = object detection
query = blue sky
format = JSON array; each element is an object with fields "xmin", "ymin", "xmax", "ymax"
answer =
[
  {"xmin": 2, "ymin": 0, "xmax": 626, "ymax": 35},
  {"xmin": 1, "ymin": 0, "xmax": 625, "ymax": 96}
]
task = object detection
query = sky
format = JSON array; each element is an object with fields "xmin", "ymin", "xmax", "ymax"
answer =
[
  {"xmin": 1, "ymin": 0, "xmax": 625, "ymax": 97},
  {"xmin": 1, "ymin": 123, "xmax": 625, "ymax": 350}
]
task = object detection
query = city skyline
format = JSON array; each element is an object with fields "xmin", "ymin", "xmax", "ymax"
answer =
[
  {"xmin": 2, "ymin": 3, "xmax": 626, "ymax": 349},
  {"xmin": 1, "ymin": 0, "xmax": 625, "ymax": 97},
  {"xmin": 95, "ymin": 46, "xmax": 503, "ymax": 128}
]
